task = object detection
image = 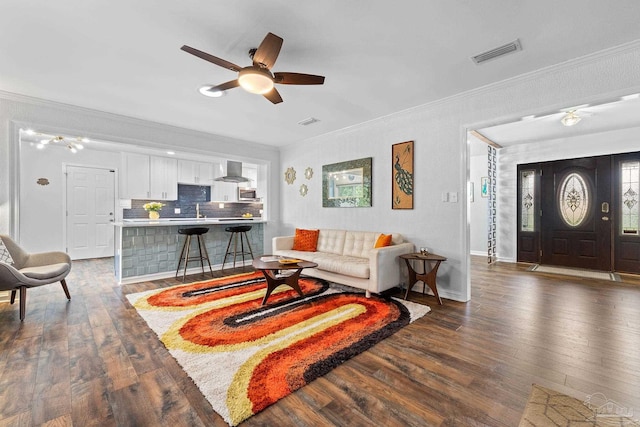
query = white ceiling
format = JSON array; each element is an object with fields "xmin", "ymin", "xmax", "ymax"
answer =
[
  {"xmin": 470, "ymin": 93, "xmax": 640, "ymax": 154},
  {"xmin": 2, "ymin": 1, "xmax": 640, "ymax": 147}
]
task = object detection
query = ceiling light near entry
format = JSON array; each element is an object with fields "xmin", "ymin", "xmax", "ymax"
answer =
[
  {"xmin": 561, "ymin": 110, "xmax": 581, "ymax": 127},
  {"xmin": 238, "ymin": 67, "xmax": 274, "ymax": 94}
]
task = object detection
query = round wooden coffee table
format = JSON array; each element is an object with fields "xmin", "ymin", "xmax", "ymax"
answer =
[{"xmin": 252, "ymin": 256, "xmax": 318, "ymax": 305}]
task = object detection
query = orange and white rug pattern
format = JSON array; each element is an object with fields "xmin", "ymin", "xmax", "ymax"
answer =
[{"xmin": 127, "ymin": 272, "xmax": 430, "ymax": 425}]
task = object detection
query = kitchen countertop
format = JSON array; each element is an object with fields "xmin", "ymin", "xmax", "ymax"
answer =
[{"xmin": 112, "ymin": 217, "xmax": 266, "ymax": 227}]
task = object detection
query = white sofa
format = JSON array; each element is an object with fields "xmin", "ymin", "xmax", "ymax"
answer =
[{"xmin": 272, "ymin": 229, "xmax": 414, "ymax": 296}]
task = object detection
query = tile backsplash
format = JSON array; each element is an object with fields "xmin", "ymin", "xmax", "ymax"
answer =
[{"xmin": 123, "ymin": 184, "xmax": 263, "ymax": 219}]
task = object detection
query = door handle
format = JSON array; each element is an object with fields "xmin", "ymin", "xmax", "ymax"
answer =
[{"xmin": 602, "ymin": 216, "xmax": 609, "ymax": 221}]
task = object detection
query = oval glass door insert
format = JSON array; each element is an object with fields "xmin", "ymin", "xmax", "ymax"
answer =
[{"xmin": 558, "ymin": 172, "xmax": 590, "ymax": 227}]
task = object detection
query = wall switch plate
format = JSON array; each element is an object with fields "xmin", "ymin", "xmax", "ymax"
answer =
[
  {"xmin": 174, "ymin": 208, "xmax": 181, "ymax": 214},
  {"xmin": 449, "ymin": 192, "xmax": 458, "ymax": 203},
  {"xmin": 441, "ymin": 192, "xmax": 449, "ymax": 202}
]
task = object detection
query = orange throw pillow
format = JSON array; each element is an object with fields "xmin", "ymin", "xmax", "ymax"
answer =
[
  {"xmin": 292, "ymin": 228, "xmax": 319, "ymax": 252},
  {"xmin": 374, "ymin": 233, "xmax": 392, "ymax": 248}
]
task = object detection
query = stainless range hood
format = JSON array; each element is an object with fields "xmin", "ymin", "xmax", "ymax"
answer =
[{"xmin": 215, "ymin": 160, "xmax": 250, "ymax": 183}]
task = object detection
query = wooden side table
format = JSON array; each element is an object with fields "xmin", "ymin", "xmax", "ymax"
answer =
[{"xmin": 399, "ymin": 253, "xmax": 447, "ymax": 305}]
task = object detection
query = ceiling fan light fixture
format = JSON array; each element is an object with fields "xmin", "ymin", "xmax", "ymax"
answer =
[
  {"xmin": 199, "ymin": 85, "xmax": 225, "ymax": 98},
  {"xmin": 238, "ymin": 67, "xmax": 274, "ymax": 94},
  {"xmin": 561, "ymin": 110, "xmax": 581, "ymax": 127}
]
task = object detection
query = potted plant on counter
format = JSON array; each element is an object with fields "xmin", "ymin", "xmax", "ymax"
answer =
[{"xmin": 143, "ymin": 202, "xmax": 165, "ymax": 220}]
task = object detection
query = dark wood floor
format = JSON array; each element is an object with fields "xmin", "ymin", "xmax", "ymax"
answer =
[{"xmin": 1, "ymin": 256, "xmax": 639, "ymax": 426}]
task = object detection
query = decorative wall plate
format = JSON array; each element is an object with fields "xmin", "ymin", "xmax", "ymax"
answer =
[
  {"xmin": 284, "ymin": 167, "xmax": 296, "ymax": 185},
  {"xmin": 299, "ymin": 184, "xmax": 308, "ymax": 197},
  {"xmin": 304, "ymin": 167, "xmax": 313, "ymax": 180}
]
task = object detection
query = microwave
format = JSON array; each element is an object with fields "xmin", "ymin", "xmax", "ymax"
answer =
[{"xmin": 238, "ymin": 188, "xmax": 260, "ymax": 201}]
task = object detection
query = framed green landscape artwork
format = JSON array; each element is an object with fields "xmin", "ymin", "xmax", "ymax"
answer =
[{"xmin": 322, "ymin": 157, "xmax": 372, "ymax": 207}]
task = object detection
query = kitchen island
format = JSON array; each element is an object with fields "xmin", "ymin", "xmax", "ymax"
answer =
[{"xmin": 112, "ymin": 218, "xmax": 265, "ymax": 284}]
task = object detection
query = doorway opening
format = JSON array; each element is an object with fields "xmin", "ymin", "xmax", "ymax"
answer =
[{"xmin": 517, "ymin": 151, "xmax": 640, "ymax": 274}]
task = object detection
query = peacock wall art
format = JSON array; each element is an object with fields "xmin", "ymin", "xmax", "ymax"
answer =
[{"xmin": 392, "ymin": 141, "xmax": 414, "ymax": 209}]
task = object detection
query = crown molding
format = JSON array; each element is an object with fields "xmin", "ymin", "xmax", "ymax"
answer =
[
  {"xmin": 302, "ymin": 39, "xmax": 640, "ymax": 144},
  {"xmin": 0, "ymin": 89, "xmax": 277, "ymax": 152}
]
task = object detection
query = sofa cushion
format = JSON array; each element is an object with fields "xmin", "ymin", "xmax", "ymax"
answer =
[
  {"xmin": 374, "ymin": 234, "xmax": 392, "ymax": 248},
  {"xmin": 342, "ymin": 231, "xmax": 380, "ymax": 258},
  {"xmin": 292, "ymin": 228, "xmax": 319, "ymax": 251},
  {"xmin": 273, "ymin": 249, "xmax": 370, "ymax": 279},
  {"xmin": 316, "ymin": 229, "xmax": 346, "ymax": 255},
  {"xmin": 315, "ymin": 253, "xmax": 370, "ymax": 278}
]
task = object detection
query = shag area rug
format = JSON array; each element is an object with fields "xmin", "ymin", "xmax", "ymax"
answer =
[
  {"xmin": 528, "ymin": 265, "xmax": 621, "ymax": 282},
  {"xmin": 127, "ymin": 271, "xmax": 431, "ymax": 426},
  {"xmin": 519, "ymin": 384, "xmax": 639, "ymax": 426}
]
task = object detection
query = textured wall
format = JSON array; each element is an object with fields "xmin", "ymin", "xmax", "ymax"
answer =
[
  {"xmin": 279, "ymin": 41, "xmax": 640, "ymax": 302},
  {"xmin": 118, "ymin": 223, "xmax": 264, "ymax": 280}
]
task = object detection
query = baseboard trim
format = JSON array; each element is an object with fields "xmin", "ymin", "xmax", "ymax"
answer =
[{"xmin": 118, "ymin": 261, "xmax": 252, "ymax": 285}]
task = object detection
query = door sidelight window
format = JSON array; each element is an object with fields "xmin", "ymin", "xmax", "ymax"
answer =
[{"xmin": 621, "ymin": 161, "xmax": 640, "ymax": 235}]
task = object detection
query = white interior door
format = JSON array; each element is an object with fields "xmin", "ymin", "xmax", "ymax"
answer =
[{"xmin": 66, "ymin": 166, "xmax": 115, "ymax": 259}]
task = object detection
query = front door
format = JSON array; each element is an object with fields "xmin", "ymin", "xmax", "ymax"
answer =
[
  {"xmin": 66, "ymin": 165, "xmax": 116, "ymax": 259},
  {"xmin": 540, "ymin": 156, "xmax": 612, "ymax": 270},
  {"xmin": 518, "ymin": 152, "xmax": 640, "ymax": 273}
]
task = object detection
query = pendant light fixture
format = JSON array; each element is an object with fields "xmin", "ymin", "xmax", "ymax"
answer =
[{"xmin": 36, "ymin": 135, "xmax": 86, "ymax": 153}]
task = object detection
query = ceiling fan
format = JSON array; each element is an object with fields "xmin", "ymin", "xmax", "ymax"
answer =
[{"xmin": 181, "ymin": 32, "xmax": 325, "ymax": 104}]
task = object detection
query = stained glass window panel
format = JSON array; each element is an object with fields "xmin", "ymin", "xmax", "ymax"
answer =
[
  {"xmin": 520, "ymin": 170, "xmax": 535, "ymax": 232},
  {"xmin": 558, "ymin": 172, "xmax": 589, "ymax": 227},
  {"xmin": 621, "ymin": 161, "xmax": 639, "ymax": 235}
]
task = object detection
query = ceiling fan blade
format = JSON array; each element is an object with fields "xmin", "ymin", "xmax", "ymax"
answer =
[
  {"xmin": 210, "ymin": 80, "xmax": 240, "ymax": 92},
  {"xmin": 181, "ymin": 45, "xmax": 242, "ymax": 72},
  {"xmin": 273, "ymin": 72, "xmax": 325, "ymax": 85},
  {"xmin": 252, "ymin": 33, "xmax": 283, "ymax": 69},
  {"xmin": 263, "ymin": 87, "xmax": 283, "ymax": 104}
]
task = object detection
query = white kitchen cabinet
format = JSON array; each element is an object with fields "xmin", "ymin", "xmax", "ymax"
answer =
[
  {"xmin": 149, "ymin": 156, "xmax": 178, "ymax": 200},
  {"xmin": 239, "ymin": 164, "xmax": 258, "ymax": 188},
  {"xmin": 121, "ymin": 153, "xmax": 177, "ymax": 200},
  {"xmin": 211, "ymin": 181, "xmax": 238, "ymax": 202},
  {"xmin": 177, "ymin": 160, "xmax": 214, "ymax": 185},
  {"xmin": 121, "ymin": 153, "xmax": 150, "ymax": 199}
]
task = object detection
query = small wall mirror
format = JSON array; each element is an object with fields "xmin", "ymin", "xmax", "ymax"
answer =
[{"xmin": 322, "ymin": 157, "xmax": 372, "ymax": 207}]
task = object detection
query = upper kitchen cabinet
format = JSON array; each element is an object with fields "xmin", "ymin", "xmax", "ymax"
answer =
[
  {"xmin": 177, "ymin": 160, "xmax": 214, "ymax": 185},
  {"xmin": 239, "ymin": 164, "xmax": 258, "ymax": 188},
  {"xmin": 211, "ymin": 181, "xmax": 237, "ymax": 202},
  {"xmin": 149, "ymin": 156, "xmax": 178, "ymax": 200},
  {"xmin": 121, "ymin": 153, "xmax": 177, "ymax": 200}
]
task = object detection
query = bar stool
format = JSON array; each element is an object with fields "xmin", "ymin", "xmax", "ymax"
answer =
[
  {"xmin": 222, "ymin": 225, "xmax": 254, "ymax": 269},
  {"xmin": 176, "ymin": 227, "xmax": 213, "ymax": 282}
]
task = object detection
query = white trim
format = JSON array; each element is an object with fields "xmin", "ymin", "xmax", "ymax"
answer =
[
  {"xmin": 118, "ymin": 261, "xmax": 252, "ymax": 285},
  {"xmin": 301, "ymin": 40, "xmax": 640, "ymax": 146},
  {"xmin": 0, "ymin": 90, "xmax": 275, "ymax": 154}
]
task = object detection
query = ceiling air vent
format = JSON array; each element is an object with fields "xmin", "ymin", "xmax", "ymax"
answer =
[
  {"xmin": 472, "ymin": 39, "xmax": 522, "ymax": 64},
  {"xmin": 298, "ymin": 117, "xmax": 320, "ymax": 126}
]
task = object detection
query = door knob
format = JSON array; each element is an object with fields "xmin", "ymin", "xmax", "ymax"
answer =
[{"xmin": 602, "ymin": 216, "xmax": 609, "ymax": 221}]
